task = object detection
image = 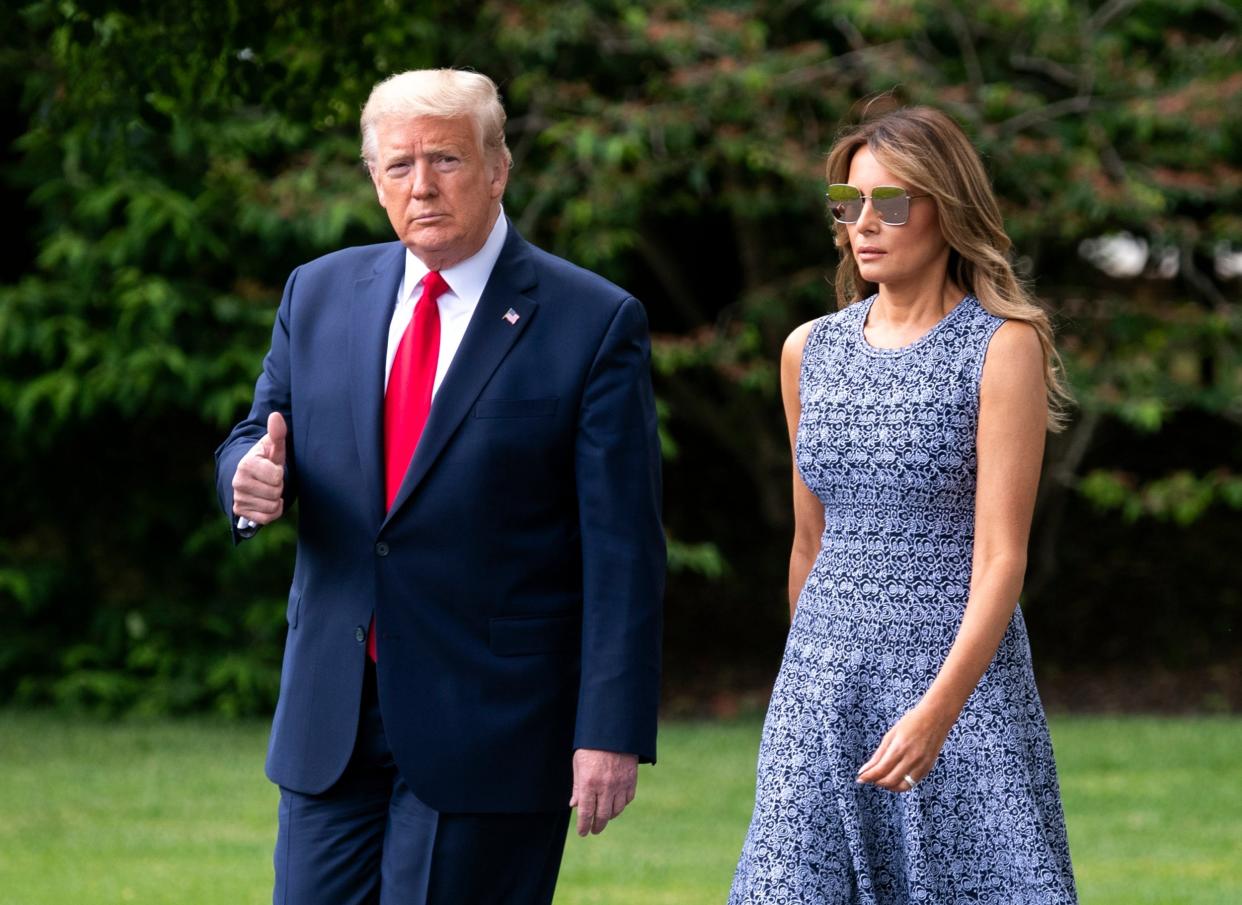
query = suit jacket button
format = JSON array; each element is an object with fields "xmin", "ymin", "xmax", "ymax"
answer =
[
  {"xmin": 355, "ymin": 626, "xmax": 366, "ymax": 643},
  {"xmin": 375, "ymin": 542, "xmax": 389, "ymax": 556}
]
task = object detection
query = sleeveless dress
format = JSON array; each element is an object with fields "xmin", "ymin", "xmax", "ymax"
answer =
[{"xmin": 729, "ymin": 294, "xmax": 1077, "ymax": 905}]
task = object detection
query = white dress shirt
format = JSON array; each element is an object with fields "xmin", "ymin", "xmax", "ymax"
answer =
[{"xmin": 384, "ymin": 210, "xmax": 509, "ymax": 397}]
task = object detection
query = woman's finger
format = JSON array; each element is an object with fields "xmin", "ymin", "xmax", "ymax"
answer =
[
  {"xmin": 859, "ymin": 732, "xmax": 907, "ymax": 784},
  {"xmin": 857, "ymin": 728, "xmax": 894, "ymax": 777}
]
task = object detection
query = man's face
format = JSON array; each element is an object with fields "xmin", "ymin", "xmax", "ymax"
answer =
[{"xmin": 369, "ymin": 115, "xmax": 508, "ymax": 270}]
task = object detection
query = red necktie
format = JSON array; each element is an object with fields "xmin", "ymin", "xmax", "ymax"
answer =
[{"xmin": 371, "ymin": 270, "xmax": 447, "ymax": 661}]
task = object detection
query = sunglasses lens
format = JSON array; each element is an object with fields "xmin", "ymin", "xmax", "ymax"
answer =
[
  {"xmin": 826, "ymin": 184, "xmax": 863, "ymax": 223},
  {"xmin": 872, "ymin": 186, "xmax": 910, "ymax": 225}
]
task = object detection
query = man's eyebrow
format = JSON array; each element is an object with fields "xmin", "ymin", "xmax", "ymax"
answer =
[
  {"xmin": 383, "ymin": 143, "xmax": 468, "ymax": 160},
  {"xmin": 425, "ymin": 143, "xmax": 468, "ymax": 157},
  {"xmin": 381, "ymin": 145, "xmax": 415, "ymax": 161}
]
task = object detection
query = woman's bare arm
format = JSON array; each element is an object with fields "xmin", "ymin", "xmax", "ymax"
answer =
[
  {"xmin": 857, "ymin": 319, "xmax": 1046, "ymax": 791},
  {"xmin": 782, "ymin": 321, "xmax": 826, "ymax": 619}
]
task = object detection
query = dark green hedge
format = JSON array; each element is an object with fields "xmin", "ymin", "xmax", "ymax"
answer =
[{"xmin": 2, "ymin": 0, "xmax": 1239, "ymax": 714}]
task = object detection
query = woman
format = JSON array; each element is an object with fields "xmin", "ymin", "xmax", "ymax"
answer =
[{"xmin": 729, "ymin": 107, "xmax": 1078, "ymax": 904}]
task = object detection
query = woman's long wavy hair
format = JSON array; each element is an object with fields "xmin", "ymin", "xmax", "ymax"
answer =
[{"xmin": 825, "ymin": 106, "xmax": 1073, "ymax": 431}]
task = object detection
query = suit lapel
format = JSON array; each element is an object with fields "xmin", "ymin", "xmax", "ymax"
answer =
[
  {"xmin": 350, "ymin": 244, "xmax": 406, "ymax": 528},
  {"xmin": 382, "ymin": 227, "xmax": 539, "ymax": 528}
]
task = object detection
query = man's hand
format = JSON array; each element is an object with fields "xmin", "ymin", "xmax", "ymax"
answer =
[
  {"xmin": 569, "ymin": 749, "xmax": 638, "ymax": 837},
  {"xmin": 232, "ymin": 412, "xmax": 288, "ymax": 526}
]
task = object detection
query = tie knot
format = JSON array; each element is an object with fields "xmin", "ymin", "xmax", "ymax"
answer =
[{"xmin": 421, "ymin": 271, "xmax": 449, "ymax": 303}]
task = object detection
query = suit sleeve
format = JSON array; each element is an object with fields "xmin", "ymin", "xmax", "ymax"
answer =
[
  {"xmin": 572, "ymin": 296, "xmax": 666, "ymax": 763},
  {"xmin": 213, "ymin": 267, "xmax": 300, "ymax": 544}
]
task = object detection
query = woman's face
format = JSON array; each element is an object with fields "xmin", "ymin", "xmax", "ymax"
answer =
[{"xmin": 843, "ymin": 147, "xmax": 950, "ymax": 293}]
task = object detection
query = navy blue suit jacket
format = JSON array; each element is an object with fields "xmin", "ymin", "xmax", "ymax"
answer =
[{"xmin": 214, "ymin": 223, "xmax": 664, "ymax": 812}]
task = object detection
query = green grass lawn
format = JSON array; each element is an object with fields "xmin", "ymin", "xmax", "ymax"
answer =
[{"xmin": 0, "ymin": 712, "xmax": 1238, "ymax": 904}]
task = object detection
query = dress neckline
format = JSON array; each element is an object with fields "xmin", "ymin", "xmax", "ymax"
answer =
[{"xmin": 855, "ymin": 293, "xmax": 973, "ymax": 357}]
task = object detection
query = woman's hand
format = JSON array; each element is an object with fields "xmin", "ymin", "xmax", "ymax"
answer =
[{"xmin": 856, "ymin": 701, "xmax": 955, "ymax": 793}]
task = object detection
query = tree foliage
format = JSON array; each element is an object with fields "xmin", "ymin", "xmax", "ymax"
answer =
[{"xmin": 2, "ymin": 0, "xmax": 1239, "ymax": 713}]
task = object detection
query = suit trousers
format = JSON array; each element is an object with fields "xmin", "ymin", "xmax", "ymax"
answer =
[{"xmin": 273, "ymin": 660, "xmax": 571, "ymax": 905}]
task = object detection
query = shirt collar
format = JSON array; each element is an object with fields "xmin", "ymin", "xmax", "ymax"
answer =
[{"xmin": 401, "ymin": 207, "xmax": 508, "ymax": 307}]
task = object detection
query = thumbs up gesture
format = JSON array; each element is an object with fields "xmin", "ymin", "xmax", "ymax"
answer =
[{"xmin": 232, "ymin": 412, "xmax": 288, "ymax": 526}]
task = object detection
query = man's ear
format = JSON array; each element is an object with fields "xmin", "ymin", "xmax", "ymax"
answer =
[
  {"xmin": 490, "ymin": 157, "xmax": 510, "ymax": 200},
  {"xmin": 368, "ymin": 163, "xmax": 386, "ymax": 206}
]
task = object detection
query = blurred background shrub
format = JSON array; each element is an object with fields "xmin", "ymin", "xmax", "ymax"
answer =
[{"xmin": 1, "ymin": 0, "xmax": 1238, "ymax": 715}]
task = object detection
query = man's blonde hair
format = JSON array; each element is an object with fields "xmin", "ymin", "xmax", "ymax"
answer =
[{"xmin": 360, "ymin": 69, "xmax": 512, "ymax": 169}]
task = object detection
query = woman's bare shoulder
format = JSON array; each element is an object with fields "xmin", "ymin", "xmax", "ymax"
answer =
[
  {"xmin": 983, "ymin": 319, "xmax": 1042, "ymax": 381},
  {"xmin": 782, "ymin": 319, "xmax": 819, "ymax": 361}
]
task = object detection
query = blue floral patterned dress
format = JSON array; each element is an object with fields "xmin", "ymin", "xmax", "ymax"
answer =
[{"xmin": 729, "ymin": 295, "xmax": 1077, "ymax": 904}]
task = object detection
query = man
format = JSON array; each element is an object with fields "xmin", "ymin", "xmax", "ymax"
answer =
[{"xmin": 215, "ymin": 69, "xmax": 664, "ymax": 905}]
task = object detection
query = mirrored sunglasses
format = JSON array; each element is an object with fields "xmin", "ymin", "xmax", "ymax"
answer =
[{"xmin": 826, "ymin": 184, "xmax": 929, "ymax": 226}]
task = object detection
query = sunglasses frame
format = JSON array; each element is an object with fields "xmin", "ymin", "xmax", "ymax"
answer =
[{"xmin": 825, "ymin": 184, "xmax": 931, "ymax": 226}]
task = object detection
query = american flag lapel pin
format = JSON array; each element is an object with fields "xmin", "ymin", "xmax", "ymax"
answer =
[{"xmin": 503, "ymin": 307, "xmax": 520, "ymax": 325}]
